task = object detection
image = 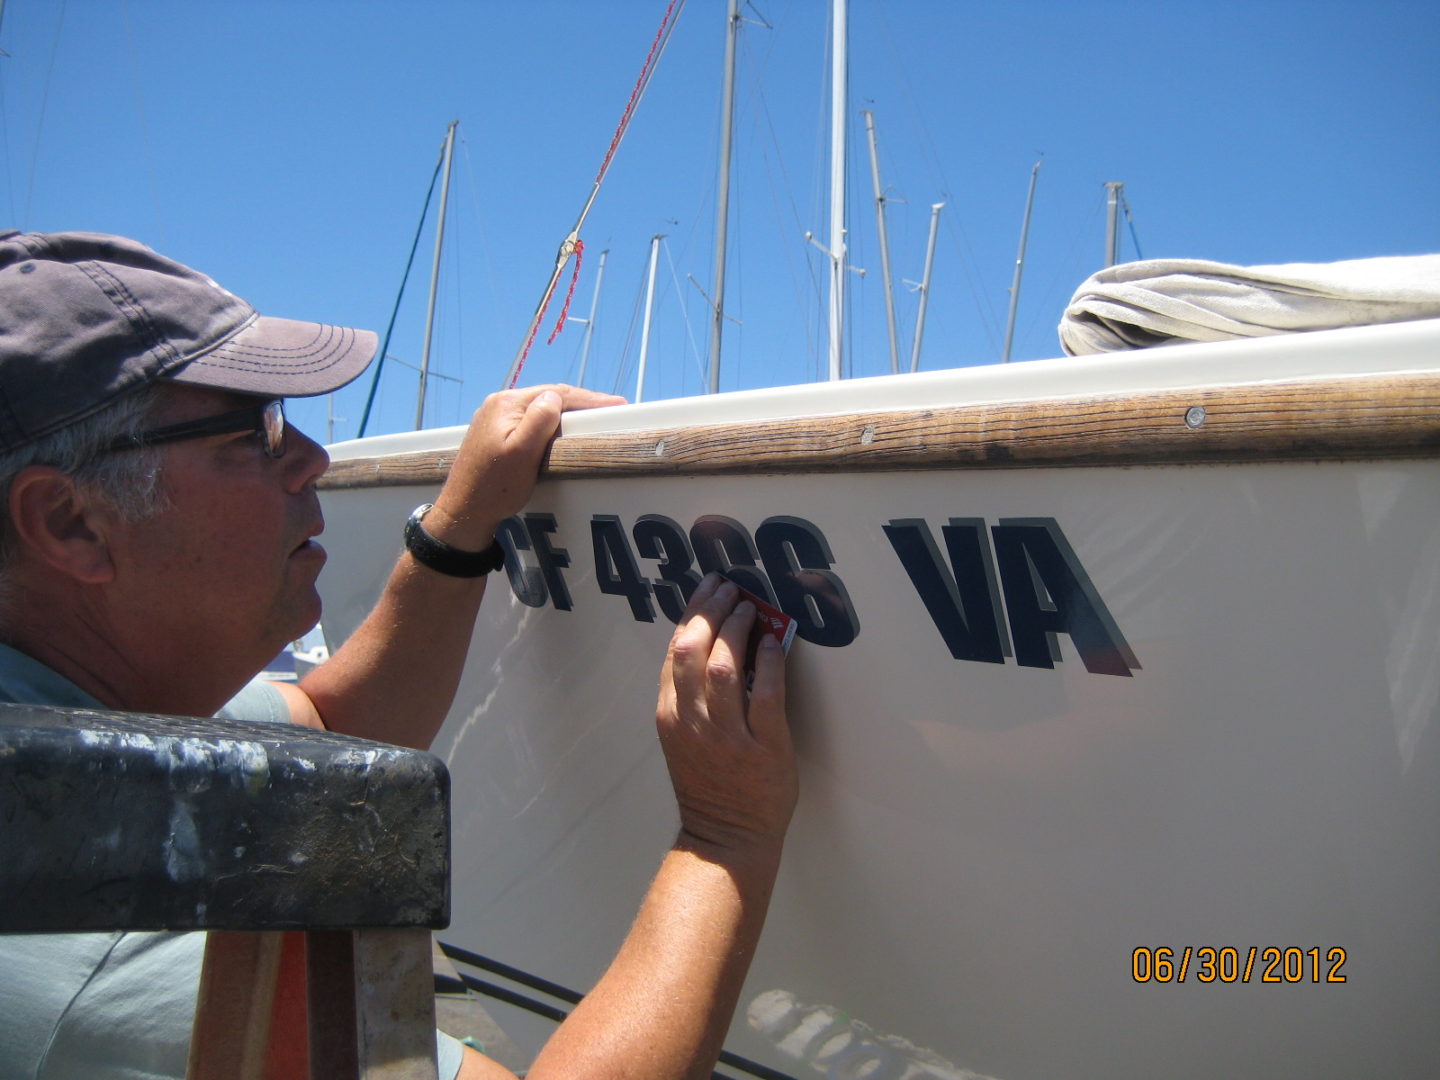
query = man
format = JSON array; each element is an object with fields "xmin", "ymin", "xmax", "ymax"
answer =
[{"xmin": 0, "ymin": 230, "xmax": 797, "ymax": 1080}]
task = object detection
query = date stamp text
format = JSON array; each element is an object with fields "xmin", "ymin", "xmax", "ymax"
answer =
[{"xmin": 1132, "ymin": 946, "xmax": 1347, "ymax": 984}]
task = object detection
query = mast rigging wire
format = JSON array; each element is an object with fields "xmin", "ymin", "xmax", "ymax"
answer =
[
  {"xmin": 504, "ymin": 0, "xmax": 687, "ymax": 389},
  {"xmin": 20, "ymin": 0, "xmax": 67, "ymax": 229},
  {"xmin": 1122, "ymin": 190, "xmax": 1144, "ymax": 260},
  {"xmin": 871, "ymin": 13, "xmax": 1000, "ymax": 356},
  {"xmin": 356, "ymin": 141, "xmax": 446, "ymax": 437},
  {"xmin": 661, "ymin": 237, "xmax": 708, "ymax": 394}
]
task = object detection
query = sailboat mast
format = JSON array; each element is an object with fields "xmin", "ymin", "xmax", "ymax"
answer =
[
  {"xmin": 416, "ymin": 120, "xmax": 457, "ymax": 429},
  {"xmin": 826, "ymin": 0, "xmax": 848, "ymax": 381},
  {"xmin": 1002, "ymin": 157, "xmax": 1041, "ymax": 365},
  {"xmin": 636, "ymin": 234, "xmax": 664, "ymax": 403},
  {"xmin": 707, "ymin": 0, "xmax": 741, "ymax": 394},
  {"xmin": 1104, "ymin": 181, "xmax": 1123, "ymax": 267},
  {"xmin": 910, "ymin": 201, "xmax": 944, "ymax": 373},
  {"xmin": 576, "ymin": 248, "xmax": 608, "ymax": 389},
  {"xmin": 863, "ymin": 110, "xmax": 900, "ymax": 375}
]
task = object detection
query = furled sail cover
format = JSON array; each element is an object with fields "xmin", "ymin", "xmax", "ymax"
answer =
[{"xmin": 1058, "ymin": 254, "xmax": 1440, "ymax": 355}]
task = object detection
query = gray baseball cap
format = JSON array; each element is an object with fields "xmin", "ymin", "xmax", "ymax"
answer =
[{"xmin": 0, "ymin": 229, "xmax": 378, "ymax": 451}]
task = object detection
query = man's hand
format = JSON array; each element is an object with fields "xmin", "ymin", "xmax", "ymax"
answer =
[
  {"xmin": 422, "ymin": 384, "xmax": 623, "ymax": 550},
  {"xmin": 656, "ymin": 574, "xmax": 798, "ymax": 859}
]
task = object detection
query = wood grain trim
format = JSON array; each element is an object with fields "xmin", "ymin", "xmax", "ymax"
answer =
[{"xmin": 318, "ymin": 372, "xmax": 1440, "ymax": 490}]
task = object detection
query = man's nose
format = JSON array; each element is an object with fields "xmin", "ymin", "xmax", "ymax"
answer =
[{"xmin": 285, "ymin": 424, "xmax": 331, "ymax": 489}]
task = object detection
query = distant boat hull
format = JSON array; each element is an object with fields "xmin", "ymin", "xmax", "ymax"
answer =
[{"xmin": 317, "ymin": 320, "xmax": 1440, "ymax": 1079}]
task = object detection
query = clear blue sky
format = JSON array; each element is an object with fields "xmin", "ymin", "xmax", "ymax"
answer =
[{"xmin": 2, "ymin": 0, "xmax": 1436, "ymax": 441}]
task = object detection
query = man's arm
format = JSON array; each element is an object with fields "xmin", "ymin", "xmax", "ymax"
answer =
[
  {"xmin": 459, "ymin": 573, "xmax": 797, "ymax": 1080},
  {"xmin": 280, "ymin": 383, "xmax": 623, "ymax": 748}
]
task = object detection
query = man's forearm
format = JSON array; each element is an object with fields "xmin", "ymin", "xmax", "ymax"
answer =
[
  {"xmin": 516, "ymin": 576, "xmax": 799, "ymax": 1079},
  {"xmin": 526, "ymin": 839, "xmax": 784, "ymax": 1080},
  {"xmin": 296, "ymin": 549, "xmax": 490, "ymax": 748}
]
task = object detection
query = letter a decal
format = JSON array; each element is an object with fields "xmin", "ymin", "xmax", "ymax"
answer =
[{"xmin": 991, "ymin": 518, "xmax": 1139, "ymax": 677}]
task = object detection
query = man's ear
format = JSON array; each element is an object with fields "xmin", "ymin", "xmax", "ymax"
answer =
[{"xmin": 7, "ymin": 465, "xmax": 118, "ymax": 584}]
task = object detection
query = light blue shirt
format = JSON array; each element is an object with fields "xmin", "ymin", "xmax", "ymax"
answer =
[{"xmin": 0, "ymin": 644, "xmax": 464, "ymax": 1080}]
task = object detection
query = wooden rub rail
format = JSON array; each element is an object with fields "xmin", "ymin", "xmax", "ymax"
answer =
[{"xmin": 319, "ymin": 372, "xmax": 1440, "ymax": 490}]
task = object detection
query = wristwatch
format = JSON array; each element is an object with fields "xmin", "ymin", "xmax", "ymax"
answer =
[{"xmin": 403, "ymin": 503, "xmax": 506, "ymax": 578}]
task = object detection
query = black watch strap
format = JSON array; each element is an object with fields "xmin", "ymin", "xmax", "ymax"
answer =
[{"xmin": 403, "ymin": 503, "xmax": 506, "ymax": 578}]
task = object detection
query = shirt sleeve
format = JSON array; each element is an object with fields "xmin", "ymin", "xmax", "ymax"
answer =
[
  {"xmin": 215, "ymin": 677, "xmax": 291, "ymax": 725},
  {"xmin": 437, "ymin": 1029, "xmax": 468, "ymax": 1079}
]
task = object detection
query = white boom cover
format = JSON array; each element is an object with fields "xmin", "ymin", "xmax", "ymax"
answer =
[{"xmin": 1060, "ymin": 253, "xmax": 1440, "ymax": 354}]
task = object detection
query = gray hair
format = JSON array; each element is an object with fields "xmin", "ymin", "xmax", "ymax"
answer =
[{"xmin": 0, "ymin": 384, "xmax": 173, "ymax": 584}]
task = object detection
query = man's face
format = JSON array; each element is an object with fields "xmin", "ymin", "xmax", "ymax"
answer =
[{"xmin": 104, "ymin": 385, "xmax": 331, "ymax": 694}]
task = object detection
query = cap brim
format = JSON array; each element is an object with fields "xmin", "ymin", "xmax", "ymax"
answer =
[{"xmin": 168, "ymin": 314, "xmax": 377, "ymax": 398}]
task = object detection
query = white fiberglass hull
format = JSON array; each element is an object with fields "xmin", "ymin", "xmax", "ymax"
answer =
[{"xmin": 318, "ymin": 321, "xmax": 1440, "ymax": 1079}]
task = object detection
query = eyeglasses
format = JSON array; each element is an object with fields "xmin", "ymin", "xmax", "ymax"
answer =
[{"xmin": 105, "ymin": 399, "xmax": 288, "ymax": 459}]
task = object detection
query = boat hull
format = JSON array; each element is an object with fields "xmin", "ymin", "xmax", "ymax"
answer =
[{"xmin": 318, "ymin": 323, "xmax": 1440, "ymax": 1079}]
